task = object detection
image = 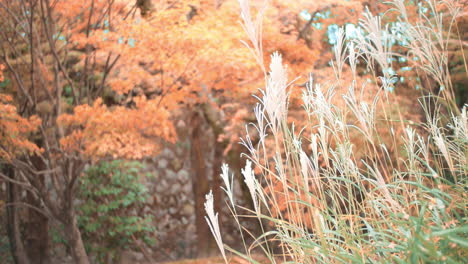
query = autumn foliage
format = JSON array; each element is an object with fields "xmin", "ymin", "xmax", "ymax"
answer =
[
  {"xmin": 0, "ymin": 64, "xmax": 41, "ymax": 160},
  {"xmin": 0, "ymin": 94, "xmax": 41, "ymax": 161},
  {"xmin": 58, "ymin": 97, "xmax": 175, "ymax": 159},
  {"xmin": 45, "ymin": 0, "xmax": 325, "ymax": 160}
]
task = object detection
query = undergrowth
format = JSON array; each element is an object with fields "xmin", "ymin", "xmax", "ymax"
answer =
[
  {"xmin": 206, "ymin": 0, "xmax": 467, "ymax": 263},
  {"xmin": 78, "ymin": 160, "xmax": 155, "ymax": 263}
]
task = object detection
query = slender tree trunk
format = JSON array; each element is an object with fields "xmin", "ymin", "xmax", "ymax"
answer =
[
  {"xmin": 63, "ymin": 210, "xmax": 89, "ymax": 264},
  {"xmin": 24, "ymin": 156, "xmax": 49, "ymax": 263},
  {"xmin": 190, "ymin": 111, "xmax": 214, "ymax": 257},
  {"xmin": 201, "ymin": 100, "xmax": 226, "ymax": 233},
  {"xmin": 5, "ymin": 167, "xmax": 30, "ymax": 264},
  {"xmin": 24, "ymin": 190, "xmax": 49, "ymax": 264}
]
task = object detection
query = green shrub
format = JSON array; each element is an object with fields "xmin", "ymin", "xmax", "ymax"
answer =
[{"xmin": 78, "ymin": 160, "xmax": 155, "ymax": 263}]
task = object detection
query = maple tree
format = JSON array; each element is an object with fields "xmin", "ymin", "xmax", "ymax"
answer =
[{"xmin": 0, "ymin": 0, "xmax": 154, "ymax": 262}]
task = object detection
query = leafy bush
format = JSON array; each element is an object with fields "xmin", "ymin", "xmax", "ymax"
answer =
[
  {"xmin": 78, "ymin": 160, "xmax": 155, "ymax": 263},
  {"xmin": 206, "ymin": 0, "xmax": 467, "ymax": 263}
]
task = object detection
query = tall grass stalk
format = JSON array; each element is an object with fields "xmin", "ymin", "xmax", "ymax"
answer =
[{"xmin": 207, "ymin": 0, "xmax": 467, "ymax": 263}]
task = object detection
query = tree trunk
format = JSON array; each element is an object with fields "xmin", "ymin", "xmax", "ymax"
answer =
[
  {"xmin": 200, "ymin": 100, "xmax": 226, "ymax": 231},
  {"xmin": 24, "ymin": 156, "xmax": 50, "ymax": 263},
  {"xmin": 136, "ymin": 0, "xmax": 153, "ymax": 17},
  {"xmin": 5, "ymin": 167, "xmax": 30, "ymax": 264},
  {"xmin": 190, "ymin": 111, "xmax": 214, "ymax": 257},
  {"xmin": 23, "ymin": 190, "xmax": 49, "ymax": 264},
  {"xmin": 64, "ymin": 210, "xmax": 89, "ymax": 264}
]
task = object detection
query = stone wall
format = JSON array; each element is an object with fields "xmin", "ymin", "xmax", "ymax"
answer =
[{"xmin": 131, "ymin": 116, "xmax": 251, "ymax": 262}]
